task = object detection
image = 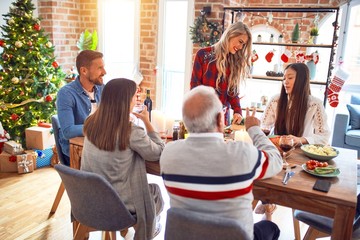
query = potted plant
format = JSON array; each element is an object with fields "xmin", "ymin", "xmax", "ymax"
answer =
[
  {"xmin": 76, "ymin": 29, "xmax": 98, "ymax": 51},
  {"xmin": 291, "ymin": 23, "xmax": 300, "ymax": 43},
  {"xmin": 310, "ymin": 27, "xmax": 319, "ymax": 44},
  {"xmin": 257, "ymin": 34, "xmax": 262, "ymax": 42}
]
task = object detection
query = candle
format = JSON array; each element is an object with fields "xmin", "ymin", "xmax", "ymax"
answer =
[{"xmin": 151, "ymin": 110, "xmax": 165, "ymax": 132}]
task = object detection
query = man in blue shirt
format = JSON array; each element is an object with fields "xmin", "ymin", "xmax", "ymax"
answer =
[{"xmin": 56, "ymin": 50, "xmax": 106, "ymax": 165}]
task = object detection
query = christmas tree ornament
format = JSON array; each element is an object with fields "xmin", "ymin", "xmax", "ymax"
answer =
[
  {"xmin": 27, "ymin": 41, "xmax": 32, "ymax": 46},
  {"xmin": 11, "ymin": 77, "xmax": 19, "ymax": 84},
  {"xmin": 327, "ymin": 68, "xmax": 349, "ymax": 107},
  {"xmin": 265, "ymin": 50, "xmax": 275, "ymax": 63},
  {"xmin": 33, "ymin": 23, "xmax": 41, "ymax": 31},
  {"xmin": 8, "ymin": 18, "xmax": 15, "ymax": 25},
  {"xmin": 45, "ymin": 95, "xmax": 53, "ymax": 102},
  {"xmin": 0, "ymin": 40, "xmax": 5, "ymax": 47},
  {"xmin": 52, "ymin": 61, "xmax": 59, "ymax": 68},
  {"xmin": 281, "ymin": 49, "xmax": 292, "ymax": 63},
  {"xmin": 45, "ymin": 41, "xmax": 52, "ymax": 48},
  {"xmin": 15, "ymin": 41, "xmax": 23, "ymax": 48},
  {"xmin": 11, "ymin": 113, "xmax": 19, "ymax": 121}
]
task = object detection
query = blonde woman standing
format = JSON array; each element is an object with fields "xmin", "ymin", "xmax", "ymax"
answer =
[{"xmin": 191, "ymin": 21, "xmax": 252, "ymax": 125}]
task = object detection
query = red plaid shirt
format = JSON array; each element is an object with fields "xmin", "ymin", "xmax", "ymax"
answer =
[{"xmin": 191, "ymin": 46, "xmax": 242, "ymax": 117}]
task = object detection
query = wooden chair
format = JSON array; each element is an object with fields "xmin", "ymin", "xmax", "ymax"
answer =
[
  {"xmin": 293, "ymin": 193, "xmax": 360, "ymax": 239},
  {"xmin": 164, "ymin": 207, "xmax": 251, "ymax": 240},
  {"xmin": 54, "ymin": 164, "xmax": 136, "ymax": 240},
  {"xmin": 50, "ymin": 115, "xmax": 67, "ymax": 214}
]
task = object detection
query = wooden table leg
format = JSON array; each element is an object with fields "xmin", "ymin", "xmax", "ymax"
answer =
[{"xmin": 331, "ymin": 205, "xmax": 356, "ymax": 239}]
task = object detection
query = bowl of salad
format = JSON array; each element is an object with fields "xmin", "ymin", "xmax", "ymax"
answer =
[{"xmin": 301, "ymin": 144, "xmax": 339, "ymax": 162}]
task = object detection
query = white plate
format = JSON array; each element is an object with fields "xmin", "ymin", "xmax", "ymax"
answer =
[{"xmin": 301, "ymin": 164, "xmax": 340, "ymax": 178}]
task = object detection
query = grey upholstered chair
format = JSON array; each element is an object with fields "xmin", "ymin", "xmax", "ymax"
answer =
[
  {"xmin": 293, "ymin": 193, "xmax": 360, "ymax": 240},
  {"xmin": 50, "ymin": 115, "xmax": 67, "ymax": 214},
  {"xmin": 54, "ymin": 164, "xmax": 137, "ymax": 240},
  {"xmin": 164, "ymin": 207, "xmax": 251, "ymax": 240}
]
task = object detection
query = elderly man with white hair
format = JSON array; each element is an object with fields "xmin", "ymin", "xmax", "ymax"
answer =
[{"xmin": 160, "ymin": 85, "xmax": 283, "ymax": 240}]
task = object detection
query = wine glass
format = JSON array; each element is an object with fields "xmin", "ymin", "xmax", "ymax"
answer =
[
  {"xmin": 279, "ymin": 135, "xmax": 294, "ymax": 165},
  {"xmin": 261, "ymin": 123, "xmax": 271, "ymax": 136}
]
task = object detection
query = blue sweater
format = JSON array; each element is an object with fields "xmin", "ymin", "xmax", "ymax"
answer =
[{"xmin": 56, "ymin": 77, "xmax": 103, "ymax": 158}]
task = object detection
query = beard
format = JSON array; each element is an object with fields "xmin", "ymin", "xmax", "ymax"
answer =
[{"xmin": 89, "ymin": 75, "xmax": 104, "ymax": 86}]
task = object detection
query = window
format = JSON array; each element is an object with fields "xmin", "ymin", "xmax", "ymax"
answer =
[
  {"xmin": 98, "ymin": 0, "xmax": 140, "ymax": 84},
  {"xmin": 338, "ymin": 0, "xmax": 360, "ymax": 88},
  {"xmin": 157, "ymin": 0, "xmax": 193, "ymax": 120}
]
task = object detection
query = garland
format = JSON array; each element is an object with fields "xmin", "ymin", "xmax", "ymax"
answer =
[{"xmin": 190, "ymin": 14, "xmax": 221, "ymax": 47}]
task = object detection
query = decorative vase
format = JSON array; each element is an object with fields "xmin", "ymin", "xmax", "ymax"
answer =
[
  {"xmin": 307, "ymin": 60, "xmax": 316, "ymax": 80},
  {"xmin": 312, "ymin": 36, "xmax": 318, "ymax": 44}
]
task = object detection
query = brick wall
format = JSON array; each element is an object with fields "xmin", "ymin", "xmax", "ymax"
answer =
[
  {"xmin": 139, "ymin": 0, "xmax": 159, "ymax": 105},
  {"xmin": 37, "ymin": 0, "xmax": 97, "ymax": 70}
]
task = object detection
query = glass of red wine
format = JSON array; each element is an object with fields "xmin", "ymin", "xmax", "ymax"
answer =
[
  {"xmin": 261, "ymin": 123, "xmax": 271, "ymax": 136},
  {"xmin": 279, "ymin": 135, "xmax": 294, "ymax": 164}
]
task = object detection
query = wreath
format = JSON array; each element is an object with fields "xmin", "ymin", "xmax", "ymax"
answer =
[{"xmin": 190, "ymin": 13, "xmax": 221, "ymax": 47}]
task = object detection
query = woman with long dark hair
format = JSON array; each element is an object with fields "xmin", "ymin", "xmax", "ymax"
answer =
[
  {"xmin": 256, "ymin": 63, "xmax": 330, "ymax": 220},
  {"xmin": 81, "ymin": 78, "xmax": 165, "ymax": 239}
]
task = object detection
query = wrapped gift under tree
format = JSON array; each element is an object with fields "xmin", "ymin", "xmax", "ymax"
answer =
[
  {"xmin": 17, "ymin": 154, "xmax": 34, "ymax": 174},
  {"xmin": 3, "ymin": 140, "xmax": 24, "ymax": 155}
]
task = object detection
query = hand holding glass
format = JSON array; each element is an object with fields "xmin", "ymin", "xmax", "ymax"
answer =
[{"xmin": 279, "ymin": 136, "xmax": 294, "ymax": 164}]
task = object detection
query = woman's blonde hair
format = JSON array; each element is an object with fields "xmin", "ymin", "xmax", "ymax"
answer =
[{"xmin": 213, "ymin": 21, "xmax": 252, "ymax": 96}]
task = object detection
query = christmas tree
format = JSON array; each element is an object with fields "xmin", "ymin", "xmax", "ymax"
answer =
[{"xmin": 0, "ymin": 0, "xmax": 65, "ymax": 145}]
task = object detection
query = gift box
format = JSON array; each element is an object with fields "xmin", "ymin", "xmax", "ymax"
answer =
[
  {"xmin": 24, "ymin": 150, "xmax": 37, "ymax": 170},
  {"xmin": 3, "ymin": 140, "xmax": 24, "ymax": 155},
  {"xmin": 34, "ymin": 148, "xmax": 53, "ymax": 168},
  {"xmin": 25, "ymin": 126, "xmax": 55, "ymax": 150},
  {"xmin": 17, "ymin": 154, "xmax": 35, "ymax": 174},
  {"xmin": 0, "ymin": 151, "xmax": 37, "ymax": 173},
  {"xmin": 0, "ymin": 151, "xmax": 18, "ymax": 172}
]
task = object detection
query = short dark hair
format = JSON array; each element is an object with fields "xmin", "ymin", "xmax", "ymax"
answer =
[{"xmin": 76, "ymin": 50, "xmax": 103, "ymax": 74}]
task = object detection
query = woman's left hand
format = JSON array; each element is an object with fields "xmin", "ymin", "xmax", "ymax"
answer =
[{"xmin": 232, "ymin": 113, "xmax": 243, "ymax": 124}]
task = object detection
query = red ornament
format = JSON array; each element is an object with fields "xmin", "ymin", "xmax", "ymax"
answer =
[
  {"xmin": 0, "ymin": 40, "xmax": 5, "ymax": 47},
  {"xmin": 11, "ymin": 113, "xmax": 19, "ymax": 121},
  {"xmin": 52, "ymin": 61, "xmax": 59, "ymax": 68},
  {"xmin": 33, "ymin": 24, "xmax": 41, "ymax": 31},
  {"xmin": 28, "ymin": 41, "xmax": 32, "ymax": 46},
  {"xmin": 45, "ymin": 95, "xmax": 53, "ymax": 102}
]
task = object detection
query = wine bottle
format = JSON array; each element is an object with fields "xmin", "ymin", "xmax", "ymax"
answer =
[{"xmin": 144, "ymin": 89, "xmax": 152, "ymax": 121}]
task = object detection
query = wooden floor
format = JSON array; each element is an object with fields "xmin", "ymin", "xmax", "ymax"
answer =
[{"xmin": 0, "ymin": 167, "xmax": 330, "ymax": 240}]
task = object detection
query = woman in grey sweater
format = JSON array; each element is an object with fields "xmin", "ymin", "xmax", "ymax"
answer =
[{"xmin": 81, "ymin": 78, "xmax": 165, "ymax": 240}]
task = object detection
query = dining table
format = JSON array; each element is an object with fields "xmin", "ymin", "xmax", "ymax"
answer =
[
  {"xmin": 69, "ymin": 136, "xmax": 358, "ymax": 239},
  {"xmin": 253, "ymin": 147, "xmax": 358, "ymax": 240}
]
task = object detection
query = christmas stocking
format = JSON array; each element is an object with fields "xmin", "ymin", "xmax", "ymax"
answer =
[
  {"xmin": 265, "ymin": 51, "xmax": 274, "ymax": 63},
  {"xmin": 327, "ymin": 68, "xmax": 350, "ymax": 107},
  {"xmin": 281, "ymin": 49, "xmax": 292, "ymax": 63}
]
